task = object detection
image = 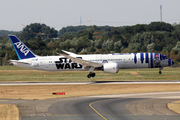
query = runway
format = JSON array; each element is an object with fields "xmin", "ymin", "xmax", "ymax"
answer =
[
  {"xmin": 0, "ymin": 92, "xmax": 180, "ymax": 120},
  {"xmin": 0, "ymin": 81, "xmax": 180, "ymax": 85}
]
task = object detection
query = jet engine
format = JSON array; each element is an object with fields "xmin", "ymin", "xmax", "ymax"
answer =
[{"xmin": 103, "ymin": 63, "xmax": 119, "ymax": 73}]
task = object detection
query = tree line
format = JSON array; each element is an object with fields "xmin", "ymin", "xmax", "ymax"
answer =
[{"xmin": 1, "ymin": 22, "xmax": 180, "ymax": 66}]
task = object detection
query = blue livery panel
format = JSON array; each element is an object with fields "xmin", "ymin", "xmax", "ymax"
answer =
[
  {"xmin": 140, "ymin": 53, "xmax": 144, "ymax": 63},
  {"xmin": 145, "ymin": 53, "xmax": 149, "ymax": 63},
  {"xmin": 134, "ymin": 53, "xmax": 137, "ymax": 64},
  {"xmin": 150, "ymin": 53, "xmax": 153, "ymax": 68},
  {"xmin": 154, "ymin": 53, "xmax": 159, "ymax": 59}
]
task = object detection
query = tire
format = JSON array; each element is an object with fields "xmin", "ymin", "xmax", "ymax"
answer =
[
  {"xmin": 87, "ymin": 74, "xmax": 91, "ymax": 78},
  {"xmin": 91, "ymin": 73, "xmax": 96, "ymax": 77}
]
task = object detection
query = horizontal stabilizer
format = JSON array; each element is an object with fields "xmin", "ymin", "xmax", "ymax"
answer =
[{"xmin": 10, "ymin": 60, "xmax": 30, "ymax": 65}]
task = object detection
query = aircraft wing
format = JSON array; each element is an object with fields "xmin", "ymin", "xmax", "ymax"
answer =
[
  {"xmin": 57, "ymin": 53, "xmax": 103, "ymax": 68},
  {"xmin": 9, "ymin": 60, "xmax": 30, "ymax": 64},
  {"xmin": 62, "ymin": 50, "xmax": 77, "ymax": 56}
]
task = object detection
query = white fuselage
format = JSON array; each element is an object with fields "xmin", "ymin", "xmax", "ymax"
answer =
[{"xmin": 12, "ymin": 53, "xmax": 170, "ymax": 71}]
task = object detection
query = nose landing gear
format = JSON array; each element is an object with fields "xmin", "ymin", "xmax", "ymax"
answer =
[{"xmin": 159, "ymin": 67, "xmax": 163, "ymax": 74}]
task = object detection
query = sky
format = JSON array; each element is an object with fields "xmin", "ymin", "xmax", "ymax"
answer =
[{"xmin": 1, "ymin": 0, "xmax": 180, "ymax": 31}]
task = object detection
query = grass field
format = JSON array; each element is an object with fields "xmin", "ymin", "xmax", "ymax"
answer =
[
  {"xmin": 1, "ymin": 84, "xmax": 180, "ymax": 100},
  {"xmin": 0, "ymin": 66, "xmax": 180, "ymax": 82},
  {"xmin": 0, "ymin": 104, "xmax": 19, "ymax": 120},
  {"xmin": 168, "ymin": 101, "xmax": 180, "ymax": 114}
]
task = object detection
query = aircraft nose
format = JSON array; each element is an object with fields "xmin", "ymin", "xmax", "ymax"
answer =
[{"xmin": 168, "ymin": 59, "xmax": 174, "ymax": 66}]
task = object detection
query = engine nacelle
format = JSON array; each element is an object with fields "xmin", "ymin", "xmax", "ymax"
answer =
[{"xmin": 103, "ymin": 63, "xmax": 119, "ymax": 73}]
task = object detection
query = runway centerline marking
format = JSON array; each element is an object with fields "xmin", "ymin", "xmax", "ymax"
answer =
[{"xmin": 89, "ymin": 99, "xmax": 113, "ymax": 120}]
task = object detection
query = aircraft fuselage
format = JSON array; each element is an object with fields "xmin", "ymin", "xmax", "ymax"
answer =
[{"xmin": 13, "ymin": 53, "xmax": 172, "ymax": 71}]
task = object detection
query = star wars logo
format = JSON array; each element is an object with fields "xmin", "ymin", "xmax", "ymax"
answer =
[{"xmin": 55, "ymin": 57, "xmax": 83, "ymax": 69}]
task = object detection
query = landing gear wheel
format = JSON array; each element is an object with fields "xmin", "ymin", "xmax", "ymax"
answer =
[
  {"xmin": 159, "ymin": 67, "xmax": 163, "ymax": 74},
  {"xmin": 91, "ymin": 73, "xmax": 96, "ymax": 77},
  {"xmin": 87, "ymin": 72, "xmax": 96, "ymax": 78},
  {"xmin": 87, "ymin": 74, "xmax": 91, "ymax": 78}
]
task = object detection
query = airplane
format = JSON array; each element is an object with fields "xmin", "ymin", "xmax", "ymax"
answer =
[{"xmin": 8, "ymin": 35, "xmax": 174, "ymax": 78}]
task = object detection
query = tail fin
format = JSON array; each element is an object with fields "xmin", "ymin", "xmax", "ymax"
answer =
[{"xmin": 9, "ymin": 35, "xmax": 36, "ymax": 60}]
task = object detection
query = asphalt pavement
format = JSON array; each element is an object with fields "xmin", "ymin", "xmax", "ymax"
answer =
[{"xmin": 0, "ymin": 91, "xmax": 180, "ymax": 120}]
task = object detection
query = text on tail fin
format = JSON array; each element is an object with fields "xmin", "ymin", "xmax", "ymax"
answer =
[
  {"xmin": 14, "ymin": 42, "xmax": 30, "ymax": 56},
  {"xmin": 9, "ymin": 35, "xmax": 36, "ymax": 60}
]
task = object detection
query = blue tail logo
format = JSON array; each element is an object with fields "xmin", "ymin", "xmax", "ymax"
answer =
[
  {"xmin": 9, "ymin": 35, "xmax": 36, "ymax": 60},
  {"xmin": 14, "ymin": 42, "xmax": 29, "ymax": 56}
]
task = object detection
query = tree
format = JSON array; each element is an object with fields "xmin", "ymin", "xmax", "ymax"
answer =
[
  {"xmin": 172, "ymin": 41, "xmax": 180, "ymax": 54},
  {"xmin": 141, "ymin": 45, "xmax": 147, "ymax": 52},
  {"xmin": 102, "ymin": 39, "xmax": 114, "ymax": 51},
  {"xmin": 94, "ymin": 39, "xmax": 102, "ymax": 49},
  {"xmin": 146, "ymin": 22, "xmax": 174, "ymax": 32},
  {"xmin": 88, "ymin": 46, "xmax": 96, "ymax": 53},
  {"xmin": 147, "ymin": 43, "xmax": 155, "ymax": 52},
  {"xmin": 128, "ymin": 32, "xmax": 154, "ymax": 52},
  {"xmin": 58, "ymin": 26, "xmax": 88, "ymax": 36},
  {"xmin": 133, "ymin": 24, "xmax": 145, "ymax": 33},
  {"xmin": 87, "ymin": 31, "xmax": 93, "ymax": 40},
  {"xmin": 172, "ymin": 29, "xmax": 180, "ymax": 41},
  {"xmin": 128, "ymin": 43, "xmax": 141, "ymax": 52},
  {"xmin": 114, "ymin": 40, "xmax": 122, "ymax": 52},
  {"xmin": 20, "ymin": 23, "xmax": 58, "ymax": 40}
]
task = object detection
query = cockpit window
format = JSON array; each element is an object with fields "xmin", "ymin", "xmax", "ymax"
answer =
[{"xmin": 160, "ymin": 54, "xmax": 168, "ymax": 60}]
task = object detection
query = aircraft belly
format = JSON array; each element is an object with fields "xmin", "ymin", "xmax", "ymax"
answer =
[{"xmin": 15, "ymin": 63, "xmax": 41, "ymax": 70}]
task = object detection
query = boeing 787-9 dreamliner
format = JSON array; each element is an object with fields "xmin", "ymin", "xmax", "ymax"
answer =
[{"xmin": 9, "ymin": 35, "xmax": 174, "ymax": 78}]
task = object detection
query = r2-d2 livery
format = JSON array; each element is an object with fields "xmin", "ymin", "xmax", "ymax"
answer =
[
  {"xmin": 122, "ymin": 53, "xmax": 174, "ymax": 74},
  {"xmin": 8, "ymin": 35, "xmax": 174, "ymax": 78}
]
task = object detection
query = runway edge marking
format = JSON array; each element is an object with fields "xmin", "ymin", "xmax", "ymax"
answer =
[{"xmin": 89, "ymin": 99, "xmax": 113, "ymax": 120}]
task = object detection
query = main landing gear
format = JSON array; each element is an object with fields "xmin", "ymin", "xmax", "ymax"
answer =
[
  {"xmin": 159, "ymin": 67, "xmax": 163, "ymax": 74},
  {"xmin": 87, "ymin": 72, "xmax": 96, "ymax": 78},
  {"xmin": 87, "ymin": 66, "xmax": 96, "ymax": 78}
]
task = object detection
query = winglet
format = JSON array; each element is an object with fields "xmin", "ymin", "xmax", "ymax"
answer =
[{"xmin": 8, "ymin": 35, "xmax": 36, "ymax": 60}]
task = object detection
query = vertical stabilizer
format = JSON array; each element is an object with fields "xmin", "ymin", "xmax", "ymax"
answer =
[{"xmin": 9, "ymin": 35, "xmax": 36, "ymax": 60}]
